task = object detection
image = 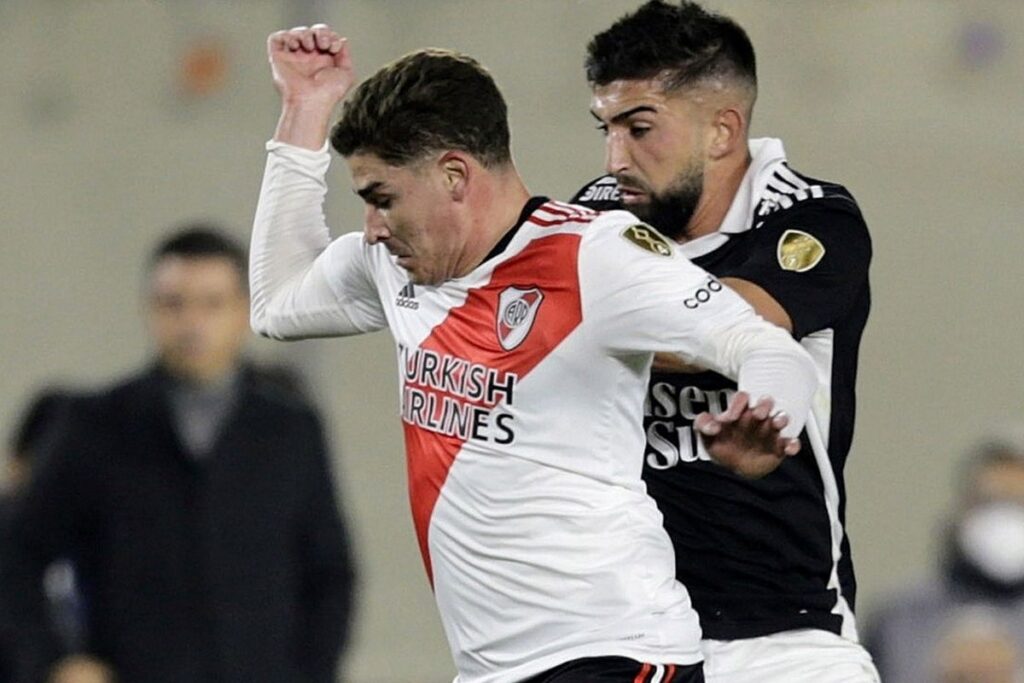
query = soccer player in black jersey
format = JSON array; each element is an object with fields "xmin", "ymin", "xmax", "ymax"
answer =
[{"xmin": 573, "ymin": 2, "xmax": 878, "ymax": 681}]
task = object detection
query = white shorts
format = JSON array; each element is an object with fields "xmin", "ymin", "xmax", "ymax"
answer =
[{"xmin": 701, "ymin": 629, "xmax": 880, "ymax": 683}]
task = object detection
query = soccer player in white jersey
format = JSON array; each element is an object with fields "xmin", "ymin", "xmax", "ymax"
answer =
[
  {"xmin": 250, "ymin": 24, "xmax": 818, "ymax": 683},
  {"xmin": 573, "ymin": 2, "xmax": 879, "ymax": 682}
]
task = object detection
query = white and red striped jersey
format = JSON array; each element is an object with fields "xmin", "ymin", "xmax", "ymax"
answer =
[{"xmin": 250, "ymin": 142, "xmax": 817, "ymax": 683}]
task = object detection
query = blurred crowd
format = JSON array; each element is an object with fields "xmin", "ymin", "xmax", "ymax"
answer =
[{"xmin": 864, "ymin": 425, "xmax": 1024, "ymax": 683}]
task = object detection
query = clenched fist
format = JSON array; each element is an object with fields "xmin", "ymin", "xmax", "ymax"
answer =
[
  {"xmin": 268, "ymin": 24, "xmax": 355, "ymax": 106},
  {"xmin": 267, "ymin": 24, "xmax": 356, "ymax": 149}
]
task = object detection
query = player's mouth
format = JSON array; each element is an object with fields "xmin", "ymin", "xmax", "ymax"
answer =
[
  {"xmin": 387, "ymin": 245, "xmax": 413, "ymax": 262},
  {"xmin": 613, "ymin": 175, "xmax": 649, "ymax": 204},
  {"xmin": 390, "ymin": 250, "xmax": 416, "ymax": 270},
  {"xmin": 617, "ymin": 186, "xmax": 647, "ymax": 204}
]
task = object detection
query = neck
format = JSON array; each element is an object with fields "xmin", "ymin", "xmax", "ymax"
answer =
[
  {"xmin": 679, "ymin": 148, "xmax": 751, "ymax": 243},
  {"xmin": 455, "ymin": 165, "xmax": 531, "ymax": 276},
  {"xmin": 163, "ymin": 362, "xmax": 239, "ymax": 390}
]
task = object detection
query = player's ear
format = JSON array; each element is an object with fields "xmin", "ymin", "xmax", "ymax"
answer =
[
  {"xmin": 707, "ymin": 107, "xmax": 745, "ymax": 161},
  {"xmin": 439, "ymin": 152, "xmax": 470, "ymax": 201}
]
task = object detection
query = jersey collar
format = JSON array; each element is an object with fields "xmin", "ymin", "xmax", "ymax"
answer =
[
  {"xmin": 677, "ymin": 137, "xmax": 787, "ymax": 260},
  {"xmin": 480, "ymin": 196, "xmax": 549, "ymax": 265}
]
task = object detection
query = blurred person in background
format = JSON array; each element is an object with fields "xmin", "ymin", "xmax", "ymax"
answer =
[
  {"xmin": 864, "ymin": 424, "xmax": 1024, "ymax": 683},
  {"xmin": 933, "ymin": 608, "xmax": 1022, "ymax": 683},
  {"xmin": 0, "ymin": 226, "xmax": 357, "ymax": 683},
  {"xmin": 1, "ymin": 390, "xmax": 82, "ymax": 682},
  {"xmin": 2, "ymin": 391, "xmax": 74, "ymax": 497},
  {"xmin": 572, "ymin": 2, "xmax": 875, "ymax": 681}
]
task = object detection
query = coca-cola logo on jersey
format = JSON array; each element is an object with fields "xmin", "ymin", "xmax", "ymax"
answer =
[
  {"xmin": 496, "ymin": 286, "xmax": 544, "ymax": 351},
  {"xmin": 683, "ymin": 276, "xmax": 723, "ymax": 309}
]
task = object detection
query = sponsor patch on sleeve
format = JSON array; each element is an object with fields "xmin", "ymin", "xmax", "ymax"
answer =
[
  {"xmin": 621, "ymin": 223, "xmax": 673, "ymax": 257},
  {"xmin": 777, "ymin": 229, "xmax": 825, "ymax": 272}
]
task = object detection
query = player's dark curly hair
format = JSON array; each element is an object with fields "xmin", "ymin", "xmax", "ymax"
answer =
[
  {"xmin": 331, "ymin": 49, "xmax": 512, "ymax": 168},
  {"xmin": 585, "ymin": 0, "xmax": 756, "ymax": 96}
]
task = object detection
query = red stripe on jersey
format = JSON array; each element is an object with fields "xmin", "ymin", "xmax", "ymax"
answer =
[
  {"xmin": 633, "ymin": 662, "xmax": 652, "ymax": 683},
  {"xmin": 532, "ymin": 200, "xmax": 596, "ymax": 225},
  {"xmin": 546, "ymin": 201, "xmax": 596, "ymax": 218},
  {"xmin": 528, "ymin": 213, "xmax": 596, "ymax": 228},
  {"xmin": 403, "ymin": 232, "xmax": 584, "ymax": 582},
  {"xmin": 664, "ymin": 664, "xmax": 676, "ymax": 682},
  {"xmin": 541, "ymin": 203, "xmax": 590, "ymax": 220}
]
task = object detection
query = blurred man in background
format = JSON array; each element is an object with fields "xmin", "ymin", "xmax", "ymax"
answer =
[
  {"xmin": 573, "ymin": 1, "xmax": 876, "ymax": 681},
  {"xmin": 0, "ymin": 226, "xmax": 357, "ymax": 683},
  {"xmin": 865, "ymin": 425, "xmax": 1024, "ymax": 683}
]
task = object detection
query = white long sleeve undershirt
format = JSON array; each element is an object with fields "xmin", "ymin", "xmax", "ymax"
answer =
[{"xmin": 250, "ymin": 140, "xmax": 386, "ymax": 340}]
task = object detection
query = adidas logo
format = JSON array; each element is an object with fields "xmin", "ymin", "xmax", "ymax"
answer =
[{"xmin": 396, "ymin": 282, "xmax": 419, "ymax": 310}]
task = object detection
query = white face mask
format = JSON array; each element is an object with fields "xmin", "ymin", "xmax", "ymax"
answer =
[{"xmin": 958, "ymin": 501, "xmax": 1024, "ymax": 584}]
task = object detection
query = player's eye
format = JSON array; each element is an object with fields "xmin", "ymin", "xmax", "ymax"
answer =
[
  {"xmin": 629, "ymin": 125, "xmax": 651, "ymax": 139},
  {"xmin": 595, "ymin": 123, "xmax": 609, "ymax": 136}
]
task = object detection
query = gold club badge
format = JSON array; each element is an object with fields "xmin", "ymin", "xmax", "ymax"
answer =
[
  {"xmin": 621, "ymin": 224, "xmax": 673, "ymax": 257},
  {"xmin": 777, "ymin": 229, "xmax": 825, "ymax": 272}
]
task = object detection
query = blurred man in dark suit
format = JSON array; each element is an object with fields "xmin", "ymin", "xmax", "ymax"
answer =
[{"xmin": 0, "ymin": 226, "xmax": 357, "ymax": 683}]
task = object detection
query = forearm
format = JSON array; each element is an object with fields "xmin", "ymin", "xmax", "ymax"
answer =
[
  {"xmin": 249, "ymin": 142, "xmax": 369, "ymax": 340},
  {"xmin": 300, "ymin": 522, "xmax": 357, "ymax": 682},
  {"xmin": 301, "ymin": 569, "xmax": 356, "ymax": 683},
  {"xmin": 274, "ymin": 98, "xmax": 336, "ymax": 151},
  {"xmin": 701, "ymin": 317, "xmax": 817, "ymax": 438},
  {"xmin": 304, "ymin": 463, "xmax": 357, "ymax": 680},
  {"xmin": 735, "ymin": 340, "xmax": 817, "ymax": 438}
]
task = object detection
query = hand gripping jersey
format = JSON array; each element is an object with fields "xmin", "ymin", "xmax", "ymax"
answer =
[
  {"xmin": 573, "ymin": 138, "xmax": 872, "ymax": 642},
  {"xmin": 250, "ymin": 141, "xmax": 818, "ymax": 683}
]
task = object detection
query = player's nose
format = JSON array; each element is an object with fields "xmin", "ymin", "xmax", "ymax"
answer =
[
  {"xmin": 363, "ymin": 206, "xmax": 391, "ymax": 244},
  {"xmin": 604, "ymin": 133, "xmax": 631, "ymax": 175}
]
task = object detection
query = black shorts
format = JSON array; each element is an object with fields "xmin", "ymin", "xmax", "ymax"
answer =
[{"xmin": 524, "ymin": 656, "xmax": 704, "ymax": 683}]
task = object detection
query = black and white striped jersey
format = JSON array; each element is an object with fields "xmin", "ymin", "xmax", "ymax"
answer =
[{"xmin": 572, "ymin": 138, "xmax": 872, "ymax": 641}]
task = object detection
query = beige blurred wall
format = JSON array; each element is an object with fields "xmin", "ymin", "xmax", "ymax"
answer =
[{"xmin": 3, "ymin": 1, "xmax": 1023, "ymax": 681}]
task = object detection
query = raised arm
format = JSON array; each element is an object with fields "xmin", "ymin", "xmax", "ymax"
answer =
[
  {"xmin": 250, "ymin": 25, "xmax": 386, "ymax": 341},
  {"xmin": 267, "ymin": 24, "xmax": 355, "ymax": 150}
]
